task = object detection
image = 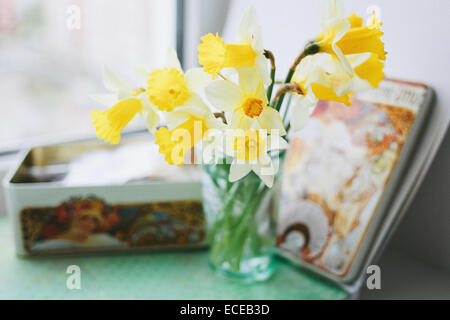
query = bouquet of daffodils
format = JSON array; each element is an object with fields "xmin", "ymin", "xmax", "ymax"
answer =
[{"xmin": 91, "ymin": 0, "xmax": 386, "ymax": 280}]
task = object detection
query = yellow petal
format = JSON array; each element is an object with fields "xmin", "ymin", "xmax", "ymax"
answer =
[
  {"xmin": 347, "ymin": 13, "xmax": 363, "ymax": 28},
  {"xmin": 91, "ymin": 98, "xmax": 142, "ymax": 144},
  {"xmin": 198, "ymin": 33, "xmax": 257, "ymax": 77},
  {"xmin": 233, "ymin": 129, "xmax": 267, "ymax": 161},
  {"xmin": 198, "ymin": 33, "xmax": 226, "ymax": 77},
  {"xmin": 155, "ymin": 117, "xmax": 207, "ymax": 166},
  {"xmin": 224, "ymin": 43, "xmax": 258, "ymax": 68},
  {"xmin": 147, "ymin": 68, "xmax": 190, "ymax": 112},
  {"xmin": 310, "ymin": 83, "xmax": 352, "ymax": 106},
  {"xmin": 354, "ymin": 53, "xmax": 384, "ymax": 88},
  {"xmin": 336, "ymin": 14, "xmax": 386, "ymax": 60}
]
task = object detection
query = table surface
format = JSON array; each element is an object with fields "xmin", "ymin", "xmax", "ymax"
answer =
[{"xmin": 0, "ymin": 217, "xmax": 347, "ymax": 300}]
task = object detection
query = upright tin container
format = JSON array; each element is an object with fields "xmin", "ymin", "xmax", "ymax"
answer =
[{"xmin": 276, "ymin": 79, "xmax": 435, "ymax": 289}]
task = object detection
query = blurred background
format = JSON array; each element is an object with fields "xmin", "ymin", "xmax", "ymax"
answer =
[
  {"xmin": 0, "ymin": 0, "xmax": 176, "ymax": 152},
  {"xmin": 0, "ymin": 0, "xmax": 449, "ymax": 298}
]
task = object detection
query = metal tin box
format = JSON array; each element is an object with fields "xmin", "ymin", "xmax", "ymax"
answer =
[
  {"xmin": 3, "ymin": 135, "xmax": 205, "ymax": 256},
  {"xmin": 276, "ymin": 79, "xmax": 434, "ymax": 287}
]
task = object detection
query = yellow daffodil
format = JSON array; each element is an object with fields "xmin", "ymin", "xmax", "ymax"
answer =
[
  {"xmin": 154, "ymin": 92, "xmax": 226, "ymax": 166},
  {"xmin": 133, "ymin": 48, "xmax": 222, "ymax": 166},
  {"xmin": 227, "ymin": 129, "xmax": 288, "ymax": 187},
  {"xmin": 289, "ymin": 50, "xmax": 385, "ymax": 132},
  {"xmin": 154, "ymin": 116, "xmax": 207, "ymax": 166},
  {"xmin": 292, "ymin": 53, "xmax": 353, "ymax": 106},
  {"xmin": 205, "ymin": 68, "xmax": 286, "ymax": 135},
  {"xmin": 145, "ymin": 48, "xmax": 213, "ymax": 113},
  {"xmin": 198, "ymin": 6, "xmax": 270, "ymax": 86},
  {"xmin": 316, "ymin": 0, "xmax": 386, "ymax": 75},
  {"xmin": 346, "ymin": 52, "xmax": 385, "ymax": 90},
  {"xmin": 90, "ymin": 66, "xmax": 160, "ymax": 144}
]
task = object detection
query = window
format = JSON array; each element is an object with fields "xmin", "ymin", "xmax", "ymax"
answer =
[{"xmin": 0, "ymin": 0, "xmax": 177, "ymax": 151}]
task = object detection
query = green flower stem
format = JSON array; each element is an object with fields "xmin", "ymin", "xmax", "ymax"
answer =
[
  {"xmin": 285, "ymin": 123, "xmax": 291, "ymax": 137},
  {"xmin": 264, "ymin": 49, "xmax": 276, "ymax": 102},
  {"xmin": 249, "ymin": 217, "xmax": 261, "ymax": 255},
  {"xmin": 273, "ymin": 68, "xmax": 295, "ymax": 111},
  {"xmin": 209, "ymin": 181, "xmax": 242, "ymax": 263},
  {"xmin": 210, "ymin": 179, "xmax": 262, "ymax": 270},
  {"xmin": 273, "ymin": 44, "xmax": 319, "ymax": 111},
  {"xmin": 222, "ymin": 185, "xmax": 269, "ymax": 270},
  {"xmin": 267, "ymin": 67, "xmax": 276, "ymax": 101}
]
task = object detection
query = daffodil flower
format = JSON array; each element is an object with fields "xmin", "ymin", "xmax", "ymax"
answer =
[
  {"xmin": 287, "ymin": 52, "xmax": 356, "ymax": 131},
  {"xmin": 289, "ymin": 50, "xmax": 385, "ymax": 132},
  {"xmin": 346, "ymin": 52, "xmax": 385, "ymax": 90},
  {"xmin": 198, "ymin": 6, "xmax": 270, "ymax": 86},
  {"xmin": 141, "ymin": 49, "xmax": 224, "ymax": 166},
  {"xmin": 154, "ymin": 94, "xmax": 225, "ymax": 166},
  {"xmin": 205, "ymin": 68, "xmax": 286, "ymax": 135},
  {"xmin": 292, "ymin": 53, "xmax": 353, "ymax": 105},
  {"xmin": 316, "ymin": 0, "xmax": 386, "ymax": 75},
  {"xmin": 227, "ymin": 129, "xmax": 288, "ymax": 188},
  {"xmin": 90, "ymin": 66, "xmax": 160, "ymax": 144},
  {"xmin": 145, "ymin": 48, "xmax": 212, "ymax": 113}
]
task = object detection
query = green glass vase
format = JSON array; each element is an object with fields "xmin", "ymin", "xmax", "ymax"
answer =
[{"xmin": 202, "ymin": 154, "xmax": 284, "ymax": 282}]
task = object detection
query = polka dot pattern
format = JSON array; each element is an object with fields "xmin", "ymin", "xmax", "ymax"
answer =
[{"xmin": 0, "ymin": 218, "xmax": 346, "ymax": 299}]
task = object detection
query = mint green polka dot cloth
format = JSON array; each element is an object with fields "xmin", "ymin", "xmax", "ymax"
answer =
[{"xmin": 0, "ymin": 218, "xmax": 346, "ymax": 300}]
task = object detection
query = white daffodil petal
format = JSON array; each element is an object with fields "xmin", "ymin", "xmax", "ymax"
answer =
[
  {"xmin": 256, "ymin": 78, "xmax": 269, "ymax": 105},
  {"xmin": 290, "ymin": 94, "xmax": 317, "ymax": 132},
  {"xmin": 185, "ymin": 68, "xmax": 212, "ymax": 92},
  {"xmin": 103, "ymin": 66, "xmax": 131, "ymax": 92},
  {"xmin": 320, "ymin": 0, "xmax": 345, "ymax": 28},
  {"xmin": 346, "ymin": 53, "xmax": 372, "ymax": 69},
  {"xmin": 230, "ymin": 109, "xmax": 253, "ymax": 131},
  {"xmin": 90, "ymin": 94, "xmax": 118, "ymax": 107},
  {"xmin": 221, "ymin": 68, "xmax": 238, "ymax": 79},
  {"xmin": 257, "ymin": 107, "xmax": 286, "ymax": 135},
  {"xmin": 133, "ymin": 64, "xmax": 155, "ymax": 87},
  {"xmin": 326, "ymin": 16, "xmax": 350, "ymax": 43},
  {"xmin": 267, "ymin": 135, "xmax": 289, "ymax": 151},
  {"xmin": 138, "ymin": 94, "xmax": 160, "ymax": 131},
  {"xmin": 205, "ymin": 80, "xmax": 243, "ymax": 112},
  {"xmin": 252, "ymin": 161, "xmax": 274, "ymax": 188},
  {"xmin": 238, "ymin": 67, "xmax": 261, "ymax": 95},
  {"xmin": 325, "ymin": 18, "xmax": 353, "ymax": 74},
  {"xmin": 255, "ymin": 56, "xmax": 271, "ymax": 87},
  {"xmin": 166, "ymin": 112, "xmax": 190, "ymax": 130},
  {"xmin": 333, "ymin": 43, "xmax": 354, "ymax": 75},
  {"xmin": 205, "ymin": 115, "xmax": 227, "ymax": 131},
  {"xmin": 238, "ymin": 5, "xmax": 258, "ymax": 44},
  {"xmin": 251, "ymin": 24, "xmax": 264, "ymax": 53},
  {"xmin": 229, "ymin": 160, "xmax": 251, "ymax": 182},
  {"xmin": 140, "ymin": 108, "xmax": 160, "ymax": 132},
  {"xmin": 184, "ymin": 93, "xmax": 210, "ymax": 111},
  {"xmin": 351, "ymin": 75, "xmax": 373, "ymax": 91},
  {"xmin": 300, "ymin": 54, "xmax": 352, "ymax": 97},
  {"xmin": 165, "ymin": 47, "xmax": 182, "ymax": 70}
]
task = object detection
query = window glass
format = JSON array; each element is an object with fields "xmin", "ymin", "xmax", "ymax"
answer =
[{"xmin": 0, "ymin": 0, "xmax": 176, "ymax": 151}]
